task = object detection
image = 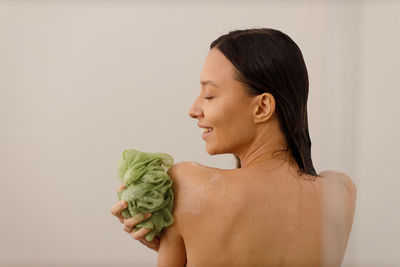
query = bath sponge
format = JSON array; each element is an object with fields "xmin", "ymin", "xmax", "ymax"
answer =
[{"xmin": 117, "ymin": 149, "xmax": 174, "ymax": 242}]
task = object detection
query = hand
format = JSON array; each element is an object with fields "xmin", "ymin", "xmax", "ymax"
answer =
[{"xmin": 110, "ymin": 183, "xmax": 160, "ymax": 252}]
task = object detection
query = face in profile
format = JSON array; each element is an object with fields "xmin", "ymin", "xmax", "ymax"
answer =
[{"xmin": 188, "ymin": 48, "xmax": 257, "ymax": 156}]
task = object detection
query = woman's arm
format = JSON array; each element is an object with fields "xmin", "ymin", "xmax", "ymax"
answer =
[
  {"xmin": 157, "ymin": 163, "xmax": 188, "ymax": 267},
  {"xmin": 157, "ymin": 215, "xmax": 187, "ymax": 267}
]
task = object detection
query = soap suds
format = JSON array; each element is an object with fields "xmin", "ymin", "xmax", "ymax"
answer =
[
  {"xmin": 176, "ymin": 182, "xmax": 204, "ymax": 215},
  {"xmin": 216, "ymin": 178, "xmax": 226, "ymax": 199},
  {"xmin": 176, "ymin": 170, "xmax": 228, "ymax": 216},
  {"xmin": 210, "ymin": 173, "xmax": 222, "ymax": 184}
]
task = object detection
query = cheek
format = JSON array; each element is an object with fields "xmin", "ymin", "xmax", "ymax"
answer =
[{"xmin": 213, "ymin": 103, "xmax": 254, "ymax": 141}]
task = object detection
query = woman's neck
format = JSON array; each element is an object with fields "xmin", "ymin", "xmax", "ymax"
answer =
[
  {"xmin": 235, "ymin": 121, "xmax": 295, "ymax": 170},
  {"xmin": 238, "ymin": 144, "xmax": 291, "ymax": 167}
]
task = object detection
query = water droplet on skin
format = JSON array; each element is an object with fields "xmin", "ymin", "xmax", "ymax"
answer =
[
  {"xmin": 210, "ymin": 173, "xmax": 222, "ymax": 184},
  {"xmin": 216, "ymin": 179, "xmax": 226, "ymax": 199}
]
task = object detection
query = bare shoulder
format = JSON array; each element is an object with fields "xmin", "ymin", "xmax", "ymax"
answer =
[
  {"xmin": 166, "ymin": 161, "xmax": 222, "ymax": 214},
  {"xmin": 319, "ymin": 170, "xmax": 357, "ymax": 199},
  {"xmin": 167, "ymin": 161, "xmax": 219, "ymax": 181},
  {"xmin": 167, "ymin": 161, "xmax": 204, "ymax": 180},
  {"xmin": 166, "ymin": 161, "xmax": 212, "ymax": 200},
  {"xmin": 319, "ymin": 170, "xmax": 357, "ymax": 266},
  {"xmin": 319, "ymin": 170, "xmax": 357, "ymax": 230}
]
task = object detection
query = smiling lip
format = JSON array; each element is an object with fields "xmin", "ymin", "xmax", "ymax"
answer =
[
  {"xmin": 197, "ymin": 123, "xmax": 213, "ymax": 140},
  {"xmin": 198, "ymin": 123, "xmax": 213, "ymax": 129},
  {"xmin": 202, "ymin": 129, "xmax": 213, "ymax": 140}
]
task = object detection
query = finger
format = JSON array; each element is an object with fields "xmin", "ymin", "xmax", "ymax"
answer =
[
  {"xmin": 139, "ymin": 239, "xmax": 150, "ymax": 246},
  {"xmin": 124, "ymin": 213, "xmax": 151, "ymax": 228},
  {"xmin": 110, "ymin": 201, "xmax": 127, "ymax": 217},
  {"xmin": 139, "ymin": 237, "xmax": 160, "ymax": 252},
  {"xmin": 139, "ymin": 239, "xmax": 156, "ymax": 248},
  {"xmin": 140, "ymin": 237, "xmax": 159, "ymax": 247},
  {"xmin": 131, "ymin": 227, "xmax": 152, "ymax": 240},
  {"xmin": 117, "ymin": 183, "xmax": 126, "ymax": 192},
  {"xmin": 123, "ymin": 224, "xmax": 133, "ymax": 233},
  {"xmin": 123, "ymin": 213, "xmax": 151, "ymax": 232}
]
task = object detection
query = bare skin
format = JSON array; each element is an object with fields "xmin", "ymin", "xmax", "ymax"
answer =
[
  {"xmin": 111, "ymin": 160, "xmax": 356, "ymax": 266},
  {"xmin": 112, "ymin": 47, "xmax": 357, "ymax": 266},
  {"xmin": 166, "ymin": 160, "xmax": 356, "ymax": 266}
]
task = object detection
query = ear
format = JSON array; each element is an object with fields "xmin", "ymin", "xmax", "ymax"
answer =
[{"xmin": 253, "ymin": 93, "xmax": 275, "ymax": 123}]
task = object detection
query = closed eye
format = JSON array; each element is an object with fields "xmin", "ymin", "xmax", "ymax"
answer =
[{"xmin": 204, "ymin": 96, "xmax": 214, "ymax": 100}]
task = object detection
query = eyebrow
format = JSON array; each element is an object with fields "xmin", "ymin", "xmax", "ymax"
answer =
[{"xmin": 200, "ymin": 80, "xmax": 220, "ymax": 88}]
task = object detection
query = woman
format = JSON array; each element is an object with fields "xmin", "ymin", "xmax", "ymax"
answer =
[{"xmin": 111, "ymin": 28, "xmax": 357, "ymax": 267}]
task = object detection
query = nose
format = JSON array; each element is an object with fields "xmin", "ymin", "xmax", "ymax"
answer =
[{"xmin": 188, "ymin": 94, "xmax": 203, "ymax": 119}]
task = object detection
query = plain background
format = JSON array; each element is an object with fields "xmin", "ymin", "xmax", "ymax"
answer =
[{"xmin": 0, "ymin": 0, "xmax": 399, "ymax": 266}]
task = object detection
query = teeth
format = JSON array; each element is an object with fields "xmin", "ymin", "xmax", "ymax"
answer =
[{"xmin": 201, "ymin": 128, "xmax": 212, "ymax": 133}]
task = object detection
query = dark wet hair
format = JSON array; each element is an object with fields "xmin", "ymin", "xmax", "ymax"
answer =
[{"xmin": 210, "ymin": 28, "xmax": 317, "ymax": 176}]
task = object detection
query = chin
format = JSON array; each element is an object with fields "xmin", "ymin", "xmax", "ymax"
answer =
[
  {"xmin": 205, "ymin": 143, "xmax": 227, "ymax": 155},
  {"xmin": 205, "ymin": 146, "xmax": 216, "ymax": 155}
]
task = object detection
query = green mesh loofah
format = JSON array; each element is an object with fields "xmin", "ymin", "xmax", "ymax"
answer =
[{"xmin": 117, "ymin": 149, "xmax": 174, "ymax": 242}]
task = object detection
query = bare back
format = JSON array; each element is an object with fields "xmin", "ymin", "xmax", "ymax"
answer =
[{"xmin": 172, "ymin": 161, "xmax": 357, "ymax": 267}]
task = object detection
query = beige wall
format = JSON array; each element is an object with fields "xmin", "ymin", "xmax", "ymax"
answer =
[
  {"xmin": 353, "ymin": 1, "xmax": 400, "ymax": 266},
  {"xmin": 0, "ymin": 1, "xmax": 398, "ymax": 266}
]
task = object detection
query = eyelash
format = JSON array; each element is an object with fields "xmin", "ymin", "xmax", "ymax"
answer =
[{"xmin": 204, "ymin": 96, "xmax": 214, "ymax": 100}]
